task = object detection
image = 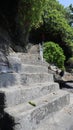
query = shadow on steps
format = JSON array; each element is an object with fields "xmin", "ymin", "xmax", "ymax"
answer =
[
  {"xmin": 0, "ymin": 93, "xmax": 15, "ymax": 130},
  {"xmin": 55, "ymin": 79, "xmax": 73, "ymax": 89},
  {"xmin": 0, "ymin": 113, "xmax": 15, "ymax": 130}
]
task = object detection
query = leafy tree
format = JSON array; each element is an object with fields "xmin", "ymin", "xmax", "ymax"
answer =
[
  {"xmin": 44, "ymin": 0, "xmax": 66, "ymax": 16},
  {"xmin": 65, "ymin": 4, "xmax": 73, "ymax": 26},
  {"xmin": 43, "ymin": 9, "xmax": 73, "ymax": 40},
  {"xmin": 16, "ymin": 0, "xmax": 47, "ymax": 45},
  {"xmin": 29, "ymin": 0, "xmax": 73, "ymax": 63},
  {"xmin": 43, "ymin": 42, "xmax": 66, "ymax": 69},
  {"xmin": 40, "ymin": 0, "xmax": 73, "ymax": 60},
  {"xmin": 30, "ymin": 0, "xmax": 68, "ymax": 43}
]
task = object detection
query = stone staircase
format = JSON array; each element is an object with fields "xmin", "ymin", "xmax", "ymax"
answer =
[{"xmin": 0, "ymin": 53, "xmax": 70, "ymax": 130}]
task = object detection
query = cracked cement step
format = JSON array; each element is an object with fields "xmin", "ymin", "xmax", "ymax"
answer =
[
  {"xmin": 36, "ymin": 103, "xmax": 73, "ymax": 130},
  {"xmin": 0, "ymin": 82, "xmax": 59, "ymax": 107},
  {"xmin": 8, "ymin": 53, "xmax": 48, "ymax": 66},
  {"xmin": 4, "ymin": 90, "xmax": 70, "ymax": 130},
  {"xmin": 9, "ymin": 63, "xmax": 48, "ymax": 73},
  {"xmin": 0, "ymin": 72, "xmax": 54, "ymax": 87}
]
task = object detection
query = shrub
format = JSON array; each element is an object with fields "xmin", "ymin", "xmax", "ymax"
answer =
[
  {"xmin": 43, "ymin": 41, "xmax": 66, "ymax": 69},
  {"xmin": 66, "ymin": 57, "xmax": 73, "ymax": 68}
]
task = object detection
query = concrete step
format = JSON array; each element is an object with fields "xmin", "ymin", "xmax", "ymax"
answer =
[
  {"xmin": 0, "ymin": 82, "xmax": 59, "ymax": 107},
  {"xmin": 0, "ymin": 73, "xmax": 20, "ymax": 88},
  {"xmin": 20, "ymin": 64, "xmax": 48, "ymax": 73},
  {"xmin": 7, "ymin": 53, "xmax": 49, "ymax": 73},
  {"xmin": 8, "ymin": 53, "xmax": 48, "ymax": 66},
  {"xmin": 4, "ymin": 90, "xmax": 70, "ymax": 130},
  {"xmin": 9, "ymin": 63, "xmax": 48, "ymax": 73},
  {"xmin": 20, "ymin": 73, "xmax": 54, "ymax": 85},
  {"xmin": 36, "ymin": 104, "xmax": 73, "ymax": 130},
  {"xmin": 0, "ymin": 73, "xmax": 53, "ymax": 87},
  {"xmin": 8, "ymin": 54, "xmax": 48, "ymax": 73}
]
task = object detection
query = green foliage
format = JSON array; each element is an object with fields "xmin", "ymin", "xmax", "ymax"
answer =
[
  {"xmin": 16, "ymin": 0, "xmax": 48, "ymax": 45},
  {"xmin": 18, "ymin": 0, "xmax": 47, "ymax": 30},
  {"xmin": 43, "ymin": 4, "xmax": 73, "ymax": 44},
  {"xmin": 40, "ymin": 0, "xmax": 73, "ymax": 60},
  {"xmin": 28, "ymin": 101, "xmax": 36, "ymax": 106},
  {"xmin": 17, "ymin": 0, "xmax": 73, "ymax": 57},
  {"xmin": 67, "ymin": 57, "xmax": 73, "ymax": 67},
  {"xmin": 65, "ymin": 4, "xmax": 73, "ymax": 26},
  {"xmin": 44, "ymin": 0, "xmax": 66, "ymax": 16},
  {"xmin": 43, "ymin": 42, "xmax": 66, "ymax": 69},
  {"xmin": 44, "ymin": 9, "xmax": 73, "ymax": 38}
]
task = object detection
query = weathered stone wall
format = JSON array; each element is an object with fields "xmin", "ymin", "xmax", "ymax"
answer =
[{"xmin": 0, "ymin": 0, "xmax": 20, "ymax": 49}]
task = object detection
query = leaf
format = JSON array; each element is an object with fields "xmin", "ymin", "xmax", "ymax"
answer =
[{"xmin": 28, "ymin": 101, "xmax": 36, "ymax": 107}]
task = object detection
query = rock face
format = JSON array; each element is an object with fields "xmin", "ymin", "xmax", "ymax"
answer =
[
  {"xmin": 0, "ymin": 1, "xmax": 40, "ymax": 52},
  {"xmin": 0, "ymin": 0, "xmax": 27, "ymax": 48},
  {"xmin": 0, "ymin": 28, "xmax": 12, "ymax": 54},
  {"xmin": 0, "ymin": 51, "xmax": 10, "ymax": 73},
  {"xmin": 0, "ymin": 52, "xmax": 71, "ymax": 130},
  {"xmin": 0, "ymin": 0, "xmax": 36, "ymax": 49},
  {"xmin": 0, "ymin": 0, "xmax": 17, "ymax": 44}
]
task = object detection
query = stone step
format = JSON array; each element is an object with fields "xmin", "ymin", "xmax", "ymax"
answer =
[
  {"xmin": 20, "ymin": 73, "xmax": 54, "ymax": 85},
  {"xmin": 0, "ymin": 73, "xmax": 20, "ymax": 87},
  {"xmin": 4, "ymin": 90, "xmax": 70, "ymax": 130},
  {"xmin": 36, "ymin": 104, "xmax": 73, "ymax": 130},
  {"xmin": 8, "ymin": 53, "xmax": 48, "ymax": 66},
  {"xmin": 7, "ymin": 54, "xmax": 48, "ymax": 73},
  {"xmin": 0, "ymin": 82, "xmax": 59, "ymax": 107},
  {"xmin": 7, "ymin": 53, "xmax": 49, "ymax": 73},
  {"xmin": 9, "ymin": 53, "xmax": 40, "ymax": 62},
  {"xmin": 0, "ymin": 73, "xmax": 54, "ymax": 87},
  {"xmin": 19, "ymin": 64, "xmax": 48, "ymax": 73},
  {"xmin": 9, "ymin": 63, "xmax": 48, "ymax": 73}
]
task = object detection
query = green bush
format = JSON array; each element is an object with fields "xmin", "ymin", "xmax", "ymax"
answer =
[
  {"xmin": 43, "ymin": 41, "xmax": 66, "ymax": 69},
  {"xmin": 66, "ymin": 57, "xmax": 73, "ymax": 68}
]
